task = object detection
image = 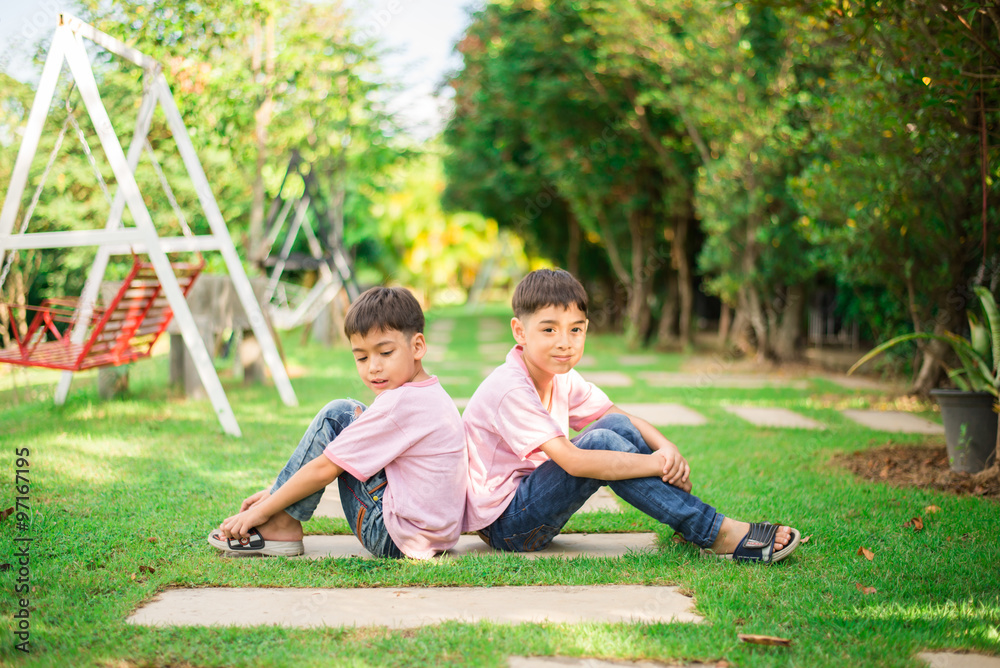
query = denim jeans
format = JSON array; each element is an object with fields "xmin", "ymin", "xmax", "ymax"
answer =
[
  {"xmin": 271, "ymin": 398, "xmax": 404, "ymax": 559},
  {"xmin": 478, "ymin": 413, "xmax": 724, "ymax": 552}
]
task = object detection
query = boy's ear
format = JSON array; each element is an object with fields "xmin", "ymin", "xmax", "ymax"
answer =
[
  {"xmin": 511, "ymin": 317, "xmax": 526, "ymax": 345},
  {"xmin": 411, "ymin": 332, "xmax": 426, "ymax": 360}
]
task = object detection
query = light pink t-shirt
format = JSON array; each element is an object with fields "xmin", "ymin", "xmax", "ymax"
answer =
[
  {"xmin": 462, "ymin": 345, "xmax": 613, "ymax": 531},
  {"xmin": 323, "ymin": 377, "xmax": 467, "ymax": 559}
]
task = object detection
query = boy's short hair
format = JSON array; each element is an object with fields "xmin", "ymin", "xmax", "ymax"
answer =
[
  {"xmin": 512, "ymin": 268, "xmax": 588, "ymax": 319},
  {"xmin": 344, "ymin": 286, "xmax": 425, "ymax": 338}
]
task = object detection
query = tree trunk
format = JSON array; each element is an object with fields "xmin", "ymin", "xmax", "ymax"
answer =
[
  {"xmin": 624, "ymin": 208, "xmax": 655, "ymax": 348},
  {"xmin": 773, "ymin": 284, "xmax": 805, "ymax": 362},
  {"xmin": 656, "ymin": 268, "xmax": 679, "ymax": 349},
  {"xmin": 718, "ymin": 302, "xmax": 732, "ymax": 347},
  {"xmin": 674, "ymin": 215, "xmax": 694, "ymax": 349},
  {"xmin": 567, "ymin": 215, "xmax": 580, "ymax": 277}
]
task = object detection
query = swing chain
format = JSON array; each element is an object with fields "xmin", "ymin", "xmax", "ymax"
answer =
[{"xmin": 0, "ymin": 86, "xmax": 78, "ymax": 296}]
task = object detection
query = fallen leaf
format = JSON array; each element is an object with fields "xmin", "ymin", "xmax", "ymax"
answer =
[
  {"xmin": 924, "ymin": 505, "xmax": 942, "ymax": 514},
  {"xmin": 800, "ymin": 535, "xmax": 812, "ymax": 544},
  {"xmin": 147, "ymin": 537, "xmax": 159, "ymax": 544},
  {"xmin": 960, "ymin": 533, "xmax": 973, "ymax": 542},
  {"xmin": 857, "ymin": 546, "xmax": 875, "ymax": 561},
  {"xmin": 671, "ymin": 533, "xmax": 688, "ymax": 544},
  {"xmin": 0, "ymin": 507, "xmax": 13, "ymax": 521},
  {"xmin": 903, "ymin": 517, "xmax": 924, "ymax": 531},
  {"xmin": 0, "ymin": 563, "xmax": 10, "ymax": 572},
  {"xmin": 855, "ymin": 582, "xmax": 877, "ymax": 594},
  {"xmin": 139, "ymin": 565, "xmax": 155, "ymax": 574},
  {"xmin": 738, "ymin": 634, "xmax": 792, "ymax": 647}
]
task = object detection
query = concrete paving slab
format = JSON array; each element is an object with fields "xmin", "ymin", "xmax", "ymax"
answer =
[
  {"xmin": 128, "ymin": 584, "xmax": 701, "ymax": 629},
  {"xmin": 617, "ymin": 355, "xmax": 661, "ymax": 367},
  {"xmin": 427, "ymin": 319, "xmax": 456, "ymax": 332},
  {"xmin": 510, "ymin": 658, "xmax": 715, "ymax": 668},
  {"xmin": 616, "ymin": 403, "xmax": 708, "ymax": 426},
  {"xmin": 480, "ymin": 342, "xmax": 515, "ymax": 359},
  {"xmin": 640, "ymin": 372, "xmax": 809, "ymax": 390},
  {"xmin": 919, "ymin": 653, "xmax": 1000, "ymax": 668},
  {"xmin": 581, "ymin": 371, "xmax": 633, "ymax": 387},
  {"xmin": 436, "ymin": 376, "xmax": 472, "ymax": 388},
  {"xmin": 423, "ymin": 348, "xmax": 447, "ymax": 363},
  {"xmin": 723, "ymin": 406, "xmax": 824, "ymax": 430},
  {"xmin": 299, "ymin": 533, "xmax": 658, "ymax": 560},
  {"xmin": 579, "ymin": 487, "xmax": 621, "ymax": 513},
  {"xmin": 479, "ymin": 328, "xmax": 511, "ymax": 342},
  {"xmin": 841, "ymin": 409, "xmax": 944, "ymax": 434},
  {"xmin": 576, "ymin": 354, "xmax": 598, "ymax": 368},
  {"xmin": 314, "ymin": 486, "xmax": 345, "ymax": 519}
]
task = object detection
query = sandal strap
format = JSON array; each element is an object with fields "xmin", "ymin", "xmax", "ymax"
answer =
[
  {"xmin": 227, "ymin": 527, "xmax": 266, "ymax": 550},
  {"xmin": 744, "ymin": 522, "xmax": 779, "ymax": 550}
]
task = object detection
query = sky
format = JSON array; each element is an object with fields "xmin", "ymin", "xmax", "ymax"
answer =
[{"xmin": 0, "ymin": 0, "xmax": 480, "ymax": 139}]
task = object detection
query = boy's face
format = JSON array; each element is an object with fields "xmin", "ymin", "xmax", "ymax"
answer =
[
  {"xmin": 512, "ymin": 304, "xmax": 588, "ymax": 378},
  {"xmin": 350, "ymin": 328, "xmax": 426, "ymax": 394}
]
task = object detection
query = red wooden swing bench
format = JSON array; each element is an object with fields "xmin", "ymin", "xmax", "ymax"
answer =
[{"xmin": 0, "ymin": 257, "xmax": 203, "ymax": 372}]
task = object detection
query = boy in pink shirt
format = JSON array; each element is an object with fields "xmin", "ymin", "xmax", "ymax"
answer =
[
  {"xmin": 463, "ymin": 269, "xmax": 801, "ymax": 563},
  {"xmin": 209, "ymin": 286, "xmax": 467, "ymax": 559}
]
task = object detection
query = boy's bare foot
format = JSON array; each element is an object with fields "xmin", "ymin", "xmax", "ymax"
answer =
[{"xmin": 709, "ymin": 518, "xmax": 793, "ymax": 554}]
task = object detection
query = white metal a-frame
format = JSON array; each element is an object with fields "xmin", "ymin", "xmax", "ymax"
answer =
[{"xmin": 0, "ymin": 14, "xmax": 298, "ymax": 436}]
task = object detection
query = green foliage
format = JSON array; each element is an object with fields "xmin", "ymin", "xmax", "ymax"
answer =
[
  {"xmin": 850, "ymin": 287, "xmax": 1000, "ymax": 395},
  {"xmin": 1, "ymin": 0, "xmax": 406, "ymax": 307},
  {"xmin": 376, "ymin": 150, "xmax": 528, "ymax": 305}
]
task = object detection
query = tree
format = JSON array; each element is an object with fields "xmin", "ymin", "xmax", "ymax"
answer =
[{"xmin": 445, "ymin": 0, "xmax": 695, "ymax": 346}]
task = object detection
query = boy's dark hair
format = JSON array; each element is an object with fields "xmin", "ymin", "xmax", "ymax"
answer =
[
  {"xmin": 344, "ymin": 286, "xmax": 425, "ymax": 338},
  {"xmin": 512, "ymin": 268, "xmax": 588, "ymax": 319}
]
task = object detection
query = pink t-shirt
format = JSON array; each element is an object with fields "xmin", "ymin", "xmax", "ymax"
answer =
[
  {"xmin": 323, "ymin": 377, "xmax": 467, "ymax": 559},
  {"xmin": 462, "ymin": 345, "xmax": 613, "ymax": 531}
]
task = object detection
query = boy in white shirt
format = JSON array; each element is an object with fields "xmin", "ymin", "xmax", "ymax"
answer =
[
  {"xmin": 462, "ymin": 269, "xmax": 800, "ymax": 563},
  {"xmin": 209, "ymin": 286, "xmax": 467, "ymax": 559}
]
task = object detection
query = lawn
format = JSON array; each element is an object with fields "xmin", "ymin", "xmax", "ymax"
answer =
[{"xmin": 1, "ymin": 306, "xmax": 998, "ymax": 667}]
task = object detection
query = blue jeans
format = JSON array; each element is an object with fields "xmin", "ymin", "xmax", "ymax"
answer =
[
  {"xmin": 478, "ymin": 413, "xmax": 724, "ymax": 552},
  {"xmin": 271, "ymin": 398, "xmax": 404, "ymax": 559}
]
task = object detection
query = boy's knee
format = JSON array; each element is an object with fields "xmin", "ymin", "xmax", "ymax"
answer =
[
  {"xmin": 598, "ymin": 413, "xmax": 639, "ymax": 438},
  {"xmin": 318, "ymin": 398, "xmax": 365, "ymax": 421},
  {"xmin": 578, "ymin": 428, "xmax": 638, "ymax": 454}
]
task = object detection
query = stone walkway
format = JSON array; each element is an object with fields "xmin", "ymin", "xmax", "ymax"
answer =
[
  {"xmin": 509, "ymin": 659, "xmax": 716, "ymax": 668},
  {"xmin": 919, "ymin": 653, "xmax": 1000, "ymax": 668},
  {"xmin": 638, "ymin": 371, "xmax": 809, "ymax": 389},
  {"xmin": 297, "ymin": 533, "xmax": 657, "ymax": 560},
  {"xmin": 723, "ymin": 406, "xmax": 825, "ymax": 430},
  {"xmin": 615, "ymin": 403, "xmax": 707, "ymax": 426},
  {"xmin": 841, "ymin": 409, "xmax": 944, "ymax": 434},
  {"xmin": 128, "ymin": 585, "xmax": 701, "ymax": 629}
]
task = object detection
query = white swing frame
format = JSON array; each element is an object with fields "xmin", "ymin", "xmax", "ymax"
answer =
[{"xmin": 0, "ymin": 14, "xmax": 298, "ymax": 436}]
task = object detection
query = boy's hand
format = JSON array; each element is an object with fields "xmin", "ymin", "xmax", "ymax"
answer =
[
  {"xmin": 655, "ymin": 446, "xmax": 692, "ymax": 492},
  {"xmin": 221, "ymin": 506, "xmax": 271, "ymax": 539},
  {"xmin": 240, "ymin": 488, "xmax": 271, "ymax": 512}
]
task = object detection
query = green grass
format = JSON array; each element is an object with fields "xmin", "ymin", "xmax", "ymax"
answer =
[{"xmin": 1, "ymin": 308, "xmax": 998, "ymax": 667}]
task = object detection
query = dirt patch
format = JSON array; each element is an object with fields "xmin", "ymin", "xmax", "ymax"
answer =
[{"xmin": 837, "ymin": 442, "xmax": 1000, "ymax": 500}]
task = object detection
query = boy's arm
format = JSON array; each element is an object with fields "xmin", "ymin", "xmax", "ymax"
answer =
[
  {"xmin": 538, "ymin": 435, "xmax": 676, "ymax": 482},
  {"xmin": 603, "ymin": 405, "xmax": 691, "ymax": 490},
  {"xmin": 220, "ymin": 455, "xmax": 344, "ymax": 538}
]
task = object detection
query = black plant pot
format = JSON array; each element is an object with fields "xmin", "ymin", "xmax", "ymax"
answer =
[{"xmin": 929, "ymin": 389, "xmax": 998, "ymax": 474}]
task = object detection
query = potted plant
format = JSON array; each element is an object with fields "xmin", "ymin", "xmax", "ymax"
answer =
[{"xmin": 849, "ymin": 286, "xmax": 999, "ymax": 474}]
